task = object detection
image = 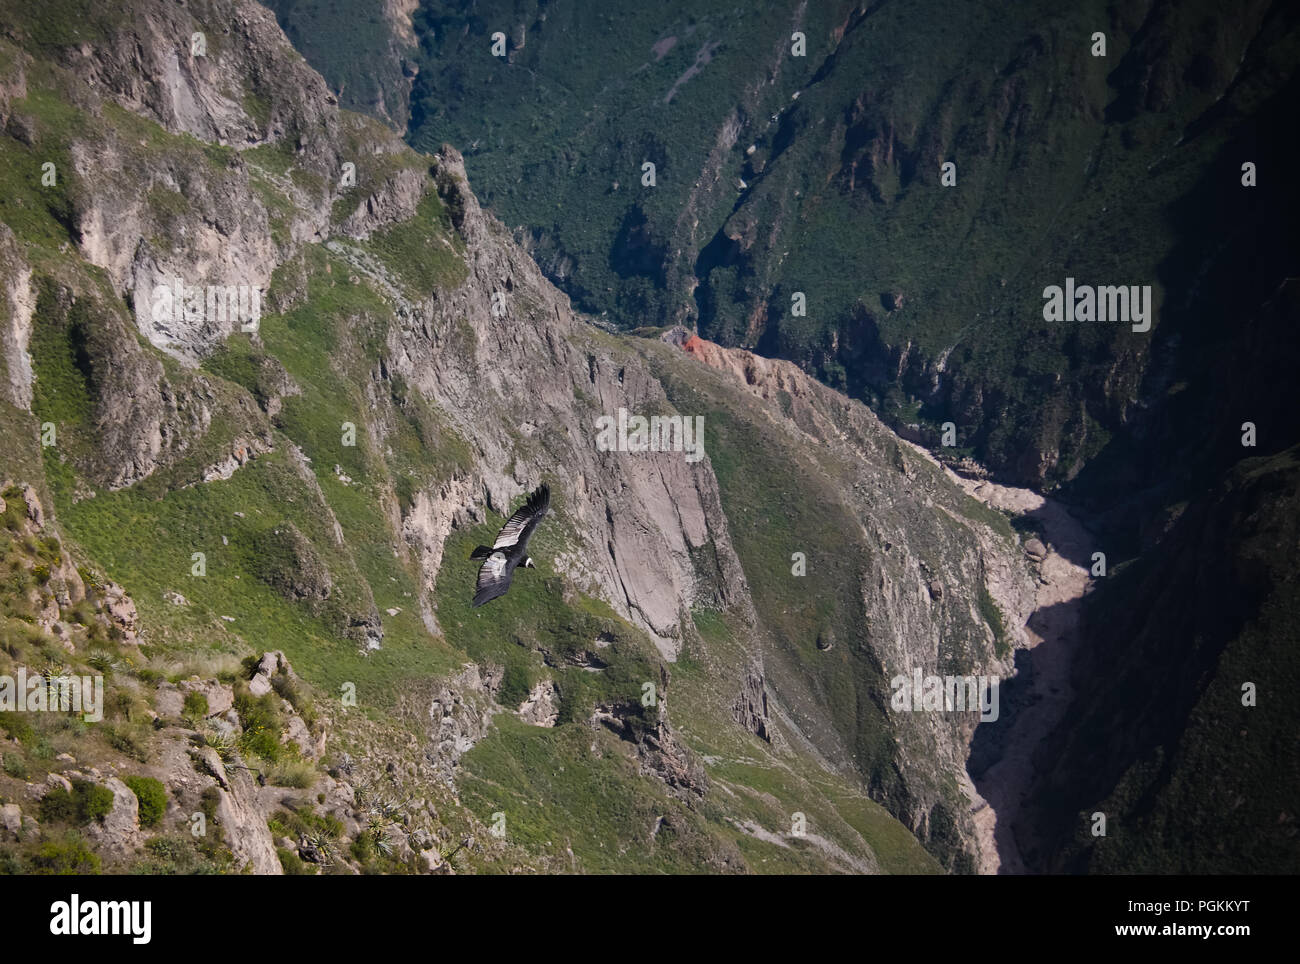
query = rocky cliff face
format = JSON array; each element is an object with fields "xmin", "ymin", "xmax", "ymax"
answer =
[{"xmin": 0, "ymin": 0, "xmax": 1047, "ymax": 873}]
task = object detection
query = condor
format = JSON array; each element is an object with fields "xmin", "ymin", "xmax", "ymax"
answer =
[{"xmin": 469, "ymin": 483, "xmax": 550, "ymax": 607}]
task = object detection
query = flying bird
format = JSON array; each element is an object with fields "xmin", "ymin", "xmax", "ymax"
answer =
[{"xmin": 470, "ymin": 483, "xmax": 550, "ymax": 607}]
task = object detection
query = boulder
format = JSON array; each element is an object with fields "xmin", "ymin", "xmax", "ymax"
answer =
[
  {"xmin": 84, "ymin": 777, "xmax": 142, "ymax": 856},
  {"xmin": 154, "ymin": 682, "xmax": 185, "ymax": 718},
  {"xmin": 45, "ymin": 772, "xmax": 72, "ymax": 794},
  {"xmin": 0, "ymin": 803, "xmax": 22, "ymax": 839},
  {"xmin": 282, "ymin": 714, "xmax": 318, "ymax": 759},
  {"xmin": 179, "ymin": 677, "xmax": 234, "ymax": 717}
]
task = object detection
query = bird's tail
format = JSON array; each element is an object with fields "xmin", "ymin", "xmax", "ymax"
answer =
[{"xmin": 469, "ymin": 545, "xmax": 494, "ymax": 559}]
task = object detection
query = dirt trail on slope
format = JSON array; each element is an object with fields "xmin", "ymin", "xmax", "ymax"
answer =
[{"xmin": 903, "ymin": 444, "xmax": 1092, "ymax": 874}]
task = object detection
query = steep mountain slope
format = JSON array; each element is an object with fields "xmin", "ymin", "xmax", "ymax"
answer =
[
  {"xmin": 0, "ymin": 0, "xmax": 1045, "ymax": 873},
  {"xmin": 265, "ymin": 0, "xmax": 1300, "ymax": 875},
  {"xmin": 283, "ymin": 0, "xmax": 1299, "ymax": 489}
]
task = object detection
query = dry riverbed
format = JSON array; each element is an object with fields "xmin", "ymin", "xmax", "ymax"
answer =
[{"xmin": 904, "ymin": 443, "xmax": 1093, "ymax": 874}]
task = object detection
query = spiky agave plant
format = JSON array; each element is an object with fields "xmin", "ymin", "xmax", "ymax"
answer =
[
  {"xmin": 41, "ymin": 660, "xmax": 70, "ymax": 702},
  {"xmin": 201, "ymin": 725, "xmax": 239, "ymax": 763},
  {"xmin": 304, "ymin": 829, "xmax": 336, "ymax": 865},
  {"xmin": 84, "ymin": 649, "xmax": 115, "ymax": 675}
]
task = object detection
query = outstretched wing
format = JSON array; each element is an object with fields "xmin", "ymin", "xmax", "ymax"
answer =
[
  {"xmin": 473, "ymin": 551, "xmax": 513, "ymax": 607},
  {"xmin": 492, "ymin": 483, "xmax": 550, "ymax": 551}
]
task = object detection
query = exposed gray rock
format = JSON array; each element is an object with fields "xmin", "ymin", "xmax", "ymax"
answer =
[
  {"xmin": 179, "ymin": 678, "xmax": 235, "ymax": 717},
  {"xmin": 0, "ymin": 226, "xmax": 35, "ymax": 409},
  {"xmin": 0, "ymin": 0, "xmax": 1050, "ymax": 872},
  {"xmin": 248, "ymin": 649, "xmax": 299, "ymax": 697},
  {"xmin": 152, "ymin": 684, "xmax": 182, "ymax": 719},
  {"xmin": 591, "ymin": 701, "xmax": 708, "ymax": 797},
  {"xmin": 426, "ymin": 664, "xmax": 501, "ymax": 780},
  {"xmin": 338, "ymin": 167, "xmax": 428, "ymax": 240},
  {"xmin": 200, "ymin": 748, "xmax": 282, "ymax": 875},
  {"xmin": 248, "ymin": 673, "xmax": 273, "ymax": 698},
  {"xmin": 0, "ymin": 803, "xmax": 23, "ymax": 839},
  {"xmin": 733, "ymin": 667, "xmax": 772, "ymax": 743},
  {"xmin": 84, "ymin": 777, "xmax": 142, "ymax": 857},
  {"xmin": 282, "ymin": 712, "xmax": 320, "ymax": 760},
  {"xmin": 517, "ymin": 680, "xmax": 559, "ymax": 728}
]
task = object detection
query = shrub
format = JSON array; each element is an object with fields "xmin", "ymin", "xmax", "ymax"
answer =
[
  {"xmin": 29, "ymin": 833, "xmax": 101, "ymax": 875},
  {"xmin": 38, "ymin": 787, "xmax": 76, "ymax": 824},
  {"xmin": 30, "ymin": 736, "xmax": 55, "ymax": 761},
  {"xmin": 1, "ymin": 752, "xmax": 28, "ymax": 779},
  {"xmin": 123, "ymin": 775, "xmax": 167, "ymax": 827},
  {"xmin": 104, "ymin": 722, "xmax": 151, "ymax": 761},
  {"xmin": 134, "ymin": 835, "xmax": 227, "ymax": 875},
  {"xmin": 268, "ymin": 804, "xmax": 342, "ymax": 842},
  {"xmin": 498, "ymin": 662, "xmax": 533, "ymax": 709},
  {"xmin": 267, "ymin": 757, "xmax": 317, "ymax": 789},
  {"xmin": 39, "ymin": 779, "xmax": 115, "ymax": 825},
  {"xmin": 67, "ymin": 601, "xmax": 95, "ymax": 626},
  {"xmin": 136, "ymin": 835, "xmax": 191, "ymax": 873},
  {"xmin": 181, "ymin": 691, "xmax": 209, "ymax": 722},
  {"xmin": 0, "ymin": 711, "xmax": 34, "ymax": 743},
  {"xmin": 199, "ymin": 786, "xmax": 221, "ymax": 822},
  {"xmin": 276, "ymin": 847, "xmax": 315, "ymax": 875},
  {"xmin": 108, "ymin": 689, "xmax": 137, "ymax": 720},
  {"xmin": 978, "ymin": 585, "xmax": 1009, "ymax": 658},
  {"xmin": 234, "ymin": 689, "xmax": 284, "ymax": 762},
  {"xmin": 77, "ymin": 780, "xmax": 115, "ymax": 823},
  {"xmin": 196, "ymin": 786, "xmax": 227, "ymax": 852},
  {"xmin": 271, "ymin": 673, "xmax": 315, "ymax": 727}
]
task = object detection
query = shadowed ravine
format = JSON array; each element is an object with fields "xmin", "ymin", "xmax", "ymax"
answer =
[{"xmin": 904, "ymin": 442, "xmax": 1093, "ymax": 874}]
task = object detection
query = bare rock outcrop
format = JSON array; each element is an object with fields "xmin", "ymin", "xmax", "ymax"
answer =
[
  {"xmin": 425, "ymin": 664, "xmax": 502, "ymax": 780},
  {"xmin": 200, "ymin": 748, "xmax": 282, "ymax": 875},
  {"xmin": 356, "ymin": 147, "xmax": 755, "ymax": 659},
  {"xmin": 517, "ymin": 680, "xmax": 560, "ymax": 728},
  {"xmin": 0, "ymin": 802, "xmax": 25, "ymax": 841},
  {"xmin": 732, "ymin": 667, "xmax": 773, "ymax": 743},
  {"xmin": 591, "ymin": 701, "xmax": 708, "ymax": 797},
  {"xmin": 83, "ymin": 777, "xmax": 143, "ymax": 857},
  {"xmin": 0, "ymin": 224, "xmax": 34, "ymax": 408}
]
